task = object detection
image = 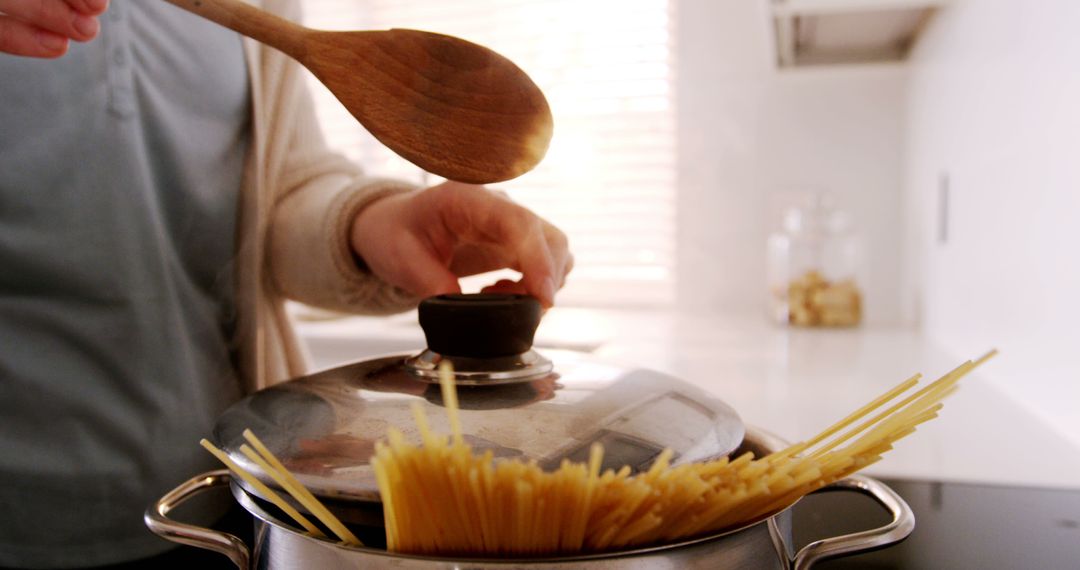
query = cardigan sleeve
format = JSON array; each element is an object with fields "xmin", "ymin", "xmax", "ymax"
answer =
[{"xmin": 257, "ymin": 0, "xmax": 421, "ymax": 315}]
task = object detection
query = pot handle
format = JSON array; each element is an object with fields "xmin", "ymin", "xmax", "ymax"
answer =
[
  {"xmin": 144, "ymin": 469, "xmax": 250, "ymax": 570},
  {"xmin": 790, "ymin": 474, "xmax": 915, "ymax": 570}
]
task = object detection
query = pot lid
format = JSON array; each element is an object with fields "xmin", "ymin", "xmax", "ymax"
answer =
[{"xmin": 211, "ymin": 294, "xmax": 745, "ymax": 518}]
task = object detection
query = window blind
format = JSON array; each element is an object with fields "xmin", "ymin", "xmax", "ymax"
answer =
[{"xmin": 301, "ymin": 0, "xmax": 676, "ymax": 306}]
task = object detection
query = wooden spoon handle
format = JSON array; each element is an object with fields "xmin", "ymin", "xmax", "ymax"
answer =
[{"xmin": 161, "ymin": 0, "xmax": 309, "ymax": 58}]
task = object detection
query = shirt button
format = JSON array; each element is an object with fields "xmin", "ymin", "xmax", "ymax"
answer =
[{"xmin": 113, "ymin": 49, "xmax": 126, "ymax": 66}]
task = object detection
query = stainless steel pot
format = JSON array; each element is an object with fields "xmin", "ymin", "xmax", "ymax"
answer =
[
  {"xmin": 146, "ymin": 428, "xmax": 914, "ymax": 569},
  {"xmin": 145, "ymin": 295, "xmax": 915, "ymax": 567}
]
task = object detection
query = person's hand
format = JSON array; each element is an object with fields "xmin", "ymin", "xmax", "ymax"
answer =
[
  {"xmin": 0, "ymin": 0, "xmax": 108, "ymax": 58},
  {"xmin": 350, "ymin": 181, "xmax": 572, "ymax": 308}
]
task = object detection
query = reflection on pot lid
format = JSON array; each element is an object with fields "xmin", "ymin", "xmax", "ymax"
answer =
[{"xmin": 211, "ymin": 295, "xmax": 745, "ymax": 510}]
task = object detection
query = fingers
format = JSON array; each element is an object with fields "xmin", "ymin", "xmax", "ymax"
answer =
[
  {"xmin": 447, "ymin": 219, "xmax": 573, "ymax": 293},
  {"xmin": 0, "ymin": 0, "xmax": 108, "ymax": 58},
  {"xmin": 491, "ymin": 208, "xmax": 572, "ymax": 305},
  {"xmin": 510, "ymin": 218, "xmax": 558, "ymax": 306},
  {"xmin": 555, "ymin": 250, "xmax": 573, "ymax": 290},
  {"xmin": 0, "ymin": 16, "xmax": 67, "ymax": 57},
  {"xmin": 64, "ymin": 0, "xmax": 110, "ymax": 15},
  {"xmin": 541, "ymin": 219, "xmax": 573, "ymax": 289},
  {"xmin": 443, "ymin": 184, "xmax": 556, "ymax": 306},
  {"xmin": 350, "ymin": 182, "xmax": 573, "ymax": 307},
  {"xmin": 434, "ymin": 182, "xmax": 571, "ymax": 307}
]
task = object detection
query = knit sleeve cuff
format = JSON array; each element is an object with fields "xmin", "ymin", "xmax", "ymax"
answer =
[{"xmin": 269, "ymin": 176, "xmax": 421, "ymax": 314}]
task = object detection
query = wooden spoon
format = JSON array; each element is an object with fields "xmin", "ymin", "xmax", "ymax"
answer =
[{"xmin": 163, "ymin": 0, "xmax": 553, "ymax": 184}]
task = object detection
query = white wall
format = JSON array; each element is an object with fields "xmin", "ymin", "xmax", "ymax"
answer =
[
  {"xmin": 675, "ymin": 0, "xmax": 908, "ymax": 324},
  {"xmin": 905, "ymin": 0, "xmax": 1080, "ymax": 444}
]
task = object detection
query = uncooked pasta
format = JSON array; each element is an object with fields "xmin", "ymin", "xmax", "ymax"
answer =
[{"xmin": 372, "ymin": 351, "xmax": 995, "ymax": 556}]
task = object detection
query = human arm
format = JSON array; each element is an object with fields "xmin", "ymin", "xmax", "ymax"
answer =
[
  {"xmin": 258, "ymin": 0, "xmax": 570, "ymax": 315},
  {"xmin": 260, "ymin": 0, "xmax": 570, "ymax": 313},
  {"xmin": 267, "ymin": 151, "xmax": 573, "ymax": 311}
]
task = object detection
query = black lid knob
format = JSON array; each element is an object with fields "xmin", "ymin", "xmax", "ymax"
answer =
[{"xmin": 418, "ymin": 294, "xmax": 542, "ymax": 358}]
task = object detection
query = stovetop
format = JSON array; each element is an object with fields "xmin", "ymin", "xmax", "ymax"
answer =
[{"xmin": 790, "ymin": 478, "xmax": 1080, "ymax": 569}]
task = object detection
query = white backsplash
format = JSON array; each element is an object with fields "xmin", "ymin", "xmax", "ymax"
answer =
[
  {"xmin": 904, "ymin": 0, "xmax": 1080, "ymax": 447},
  {"xmin": 674, "ymin": 0, "xmax": 908, "ymax": 324}
]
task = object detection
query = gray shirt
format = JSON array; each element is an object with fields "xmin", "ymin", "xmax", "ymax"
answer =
[{"xmin": 0, "ymin": 2, "xmax": 251, "ymax": 566}]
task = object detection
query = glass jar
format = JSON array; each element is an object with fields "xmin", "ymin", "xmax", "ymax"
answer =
[{"xmin": 767, "ymin": 195, "xmax": 862, "ymax": 327}]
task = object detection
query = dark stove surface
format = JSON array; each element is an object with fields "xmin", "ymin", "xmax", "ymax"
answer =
[{"xmin": 790, "ymin": 478, "xmax": 1080, "ymax": 569}]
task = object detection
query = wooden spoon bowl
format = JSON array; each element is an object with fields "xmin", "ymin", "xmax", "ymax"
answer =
[{"xmin": 164, "ymin": 0, "xmax": 553, "ymax": 184}]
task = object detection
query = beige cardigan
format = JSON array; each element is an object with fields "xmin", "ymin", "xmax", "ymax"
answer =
[{"xmin": 236, "ymin": 0, "xmax": 418, "ymax": 393}]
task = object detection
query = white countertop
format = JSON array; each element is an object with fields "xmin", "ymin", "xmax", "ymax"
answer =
[{"xmin": 296, "ymin": 306, "xmax": 1080, "ymax": 490}]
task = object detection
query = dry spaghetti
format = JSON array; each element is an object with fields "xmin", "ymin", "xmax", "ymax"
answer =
[
  {"xmin": 373, "ymin": 351, "xmax": 995, "ymax": 556},
  {"xmin": 201, "ymin": 430, "xmax": 363, "ymax": 546}
]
